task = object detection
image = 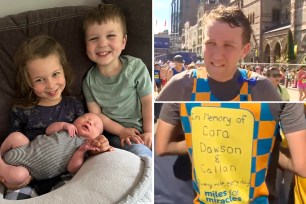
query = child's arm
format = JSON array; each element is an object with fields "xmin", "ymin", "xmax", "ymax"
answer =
[
  {"xmin": 67, "ymin": 142, "xmax": 98, "ymax": 174},
  {"xmin": 155, "ymin": 119, "xmax": 188, "ymax": 156},
  {"xmin": 140, "ymin": 94, "xmax": 152, "ymax": 149},
  {"xmin": 86, "ymin": 102, "xmax": 144, "ymax": 146},
  {"xmin": 46, "ymin": 122, "xmax": 77, "ymax": 137}
]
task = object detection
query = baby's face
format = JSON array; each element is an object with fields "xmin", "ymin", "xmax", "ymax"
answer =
[{"xmin": 73, "ymin": 113, "xmax": 103, "ymax": 139}]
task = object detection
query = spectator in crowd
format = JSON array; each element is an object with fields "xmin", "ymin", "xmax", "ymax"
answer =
[
  {"xmin": 266, "ymin": 66, "xmax": 290, "ymax": 101},
  {"xmin": 166, "ymin": 55, "xmax": 185, "ymax": 82},
  {"xmin": 154, "ymin": 63, "xmax": 162, "ymax": 94},
  {"xmin": 279, "ymin": 67, "xmax": 286, "ymax": 85},
  {"xmin": 255, "ymin": 65, "xmax": 262, "ymax": 75},
  {"xmin": 160, "ymin": 63, "xmax": 169, "ymax": 88},
  {"xmin": 297, "ymin": 65, "xmax": 306, "ymax": 101},
  {"xmin": 187, "ymin": 62, "xmax": 196, "ymax": 70}
]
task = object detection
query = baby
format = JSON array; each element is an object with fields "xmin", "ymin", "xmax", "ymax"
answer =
[{"xmin": 0, "ymin": 113, "xmax": 112, "ymax": 189}]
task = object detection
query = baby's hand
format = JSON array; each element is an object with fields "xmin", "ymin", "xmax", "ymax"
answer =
[
  {"xmin": 63, "ymin": 123, "xmax": 78, "ymax": 137},
  {"xmin": 90, "ymin": 135, "xmax": 114, "ymax": 155},
  {"xmin": 118, "ymin": 127, "xmax": 144, "ymax": 146},
  {"xmin": 78, "ymin": 142, "xmax": 99, "ymax": 152}
]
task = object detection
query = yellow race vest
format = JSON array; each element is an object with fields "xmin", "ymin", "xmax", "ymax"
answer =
[
  {"xmin": 190, "ymin": 68, "xmax": 254, "ymax": 101},
  {"xmin": 180, "ymin": 103, "xmax": 278, "ymax": 203}
]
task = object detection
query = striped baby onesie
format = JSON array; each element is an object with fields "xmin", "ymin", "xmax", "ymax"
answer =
[{"xmin": 2, "ymin": 131, "xmax": 84, "ymax": 180}]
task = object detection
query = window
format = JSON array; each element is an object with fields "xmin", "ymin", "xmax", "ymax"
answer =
[
  {"xmin": 285, "ymin": 8, "xmax": 290, "ymax": 20},
  {"xmin": 248, "ymin": 12, "xmax": 255, "ymax": 25},
  {"xmin": 272, "ymin": 9, "xmax": 280, "ymax": 23},
  {"xmin": 237, "ymin": 0, "xmax": 243, "ymax": 9},
  {"xmin": 252, "ymin": 13, "xmax": 255, "ymax": 24}
]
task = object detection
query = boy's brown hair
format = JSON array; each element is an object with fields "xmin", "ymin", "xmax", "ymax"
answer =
[
  {"xmin": 83, "ymin": 3, "xmax": 127, "ymax": 35},
  {"xmin": 14, "ymin": 35, "xmax": 72, "ymax": 108},
  {"xmin": 203, "ymin": 5, "xmax": 252, "ymax": 45}
]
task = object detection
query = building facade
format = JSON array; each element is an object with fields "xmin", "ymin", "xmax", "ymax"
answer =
[
  {"xmin": 181, "ymin": 0, "xmax": 306, "ymax": 64},
  {"xmin": 171, "ymin": 0, "xmax": 201, "ymax": 36}
]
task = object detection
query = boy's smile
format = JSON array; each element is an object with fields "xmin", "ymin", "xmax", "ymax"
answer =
[{"xmin": 85, "ymin": 21, "xmax": 127, "ymax": 76}]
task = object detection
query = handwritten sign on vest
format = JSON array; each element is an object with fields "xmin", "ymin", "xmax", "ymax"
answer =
[{"xmin": 191, "ymin": 107, "xmax": 254, "ymax": 203}]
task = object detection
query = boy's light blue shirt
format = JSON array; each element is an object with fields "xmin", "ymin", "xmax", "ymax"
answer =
[{"xmin": 82, "ymin": 55, "xmax": 152, "ymax": 132}]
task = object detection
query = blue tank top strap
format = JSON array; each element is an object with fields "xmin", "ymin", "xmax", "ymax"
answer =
[
  {"xmin": 238, "ymin": 68, "xmax": 257, "ymax": 88},
  {"xmin": 239, "ymin": 68, "xmax": 248, "ymax": 78},
  {"xmin": 191, "ymin": 69, "xmax": 197, "ymax": 78}
]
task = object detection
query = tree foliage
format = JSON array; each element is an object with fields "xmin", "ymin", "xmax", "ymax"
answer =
[{"xmin": 287, "ymin": 29, "xmax": 295, "ymax": 63}]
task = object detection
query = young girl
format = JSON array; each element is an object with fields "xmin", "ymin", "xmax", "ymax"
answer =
[
  {"xmin": 10, "ymin": 35, "xmax": 85, "ymax": 140},
  {"xmin": 1, "ymin": 35, "xmax": 85, "ymax": 198}
]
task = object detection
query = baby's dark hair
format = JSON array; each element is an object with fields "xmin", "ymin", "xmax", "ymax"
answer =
[
  {"xmin": 203, "ymin": 5, "xmax": 252, "ymax": 45},
  {"xmin": 14, "ymin": 35, "xmax": 72, "ymax": 108},
  {"xmin": 83, "ymin": 3, "xmax": 127, "ymax": 35}
]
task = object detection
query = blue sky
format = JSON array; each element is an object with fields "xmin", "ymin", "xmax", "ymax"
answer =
[{"xmin": 153, "ymin": 0, "xmax": 172, "ymax": 34}]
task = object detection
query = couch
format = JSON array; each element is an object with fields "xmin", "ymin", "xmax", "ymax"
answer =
[{"xmin": 0, "ymin": 1, "xmax": 152, "ymax": 203}]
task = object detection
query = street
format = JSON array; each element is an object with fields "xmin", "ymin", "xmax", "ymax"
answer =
[{"xmin": 287, "ymin": 87, "xmax": 303, "ymax": 102}]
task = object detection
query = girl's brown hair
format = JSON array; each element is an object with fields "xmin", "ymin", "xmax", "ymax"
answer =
[{"xmin": 14, "ymin": 35, "xmax": 72, "ymax": 108}]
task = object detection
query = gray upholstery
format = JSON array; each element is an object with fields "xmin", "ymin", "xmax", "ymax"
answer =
[{"xmin": 0, "ymin": 0, "xmax": 152, "ymax": 144}]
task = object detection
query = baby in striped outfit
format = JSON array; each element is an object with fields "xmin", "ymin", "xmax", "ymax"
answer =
[{"xmin": 0, "ymin": 112, "xmax": 113, "ymax": 189}]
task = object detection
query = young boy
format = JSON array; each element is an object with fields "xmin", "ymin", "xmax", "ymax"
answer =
[
  {"xmin": 82, "ymin": 4, "xmax": 152, "ymax": 157},
  {"xmin": 156, "ymin": 5, "xmax": 281, "ymax": 101},
  {"xmin": 156, "ymin": 103, "xmax": 306, "ymax": 203},
  {"xmin": 0, "ymin": 113, "xmax": 112, "ymax": 189}
]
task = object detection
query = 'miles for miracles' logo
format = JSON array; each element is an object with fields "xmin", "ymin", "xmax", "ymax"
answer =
[{"xmin": 191, "ymin": 107, "xmax": 254, "ymax": 203}]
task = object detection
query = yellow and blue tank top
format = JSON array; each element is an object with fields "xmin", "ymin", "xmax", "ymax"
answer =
[
  {"xmin": 190, "ymin": 68, "xmax": 255, "ymax": 101},
  {"xmin": 180, "ymin": 103, "xmax": 279, "ymax": 203}
]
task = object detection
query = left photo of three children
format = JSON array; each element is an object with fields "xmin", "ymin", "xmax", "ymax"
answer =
[
  {"xmin": 0, "ymin": 1, "xmax": 306, "ymax": 204},
  {"xmin": 0, "ymin": 0, "xmax": 152, "ymax": 203}
]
